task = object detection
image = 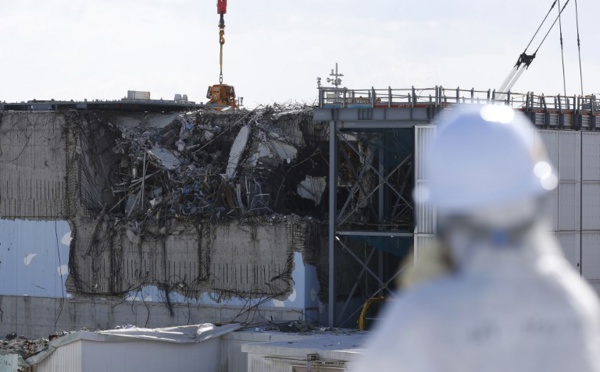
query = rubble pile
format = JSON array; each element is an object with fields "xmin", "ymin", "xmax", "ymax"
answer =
[
  {"xmin": 106, "ymin": 104, "xmax": 328, "ymax": 223},
  {"xmin": 65, "ymin": 104, "xmax": 329, "ymax": 300},
  {"xmin": 0, "ymin": 333, "xmax": 52, "ymax": 368},
  {"xmin": 1, "ymin": 337, "xmax": 44, "ymax": 359}
]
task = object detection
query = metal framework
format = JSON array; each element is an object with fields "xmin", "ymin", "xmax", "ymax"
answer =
[
  {"xmin": 320, "ymin": 92, "xmax": 425, "ymax": 327},
  {"xmin": 317, "ymin": 85, "xmax": 600, "ymax": 327}
]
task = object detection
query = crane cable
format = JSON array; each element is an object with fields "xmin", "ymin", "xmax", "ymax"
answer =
[
  {"xmin": 499, "ymin": 0, "xmax": 575, "ymax": 96},
  {"xmin": 219, "ymin": 22, "xmax": 225, "ymax": 84},
  {"xmin": 532, "ymin": 0, "xmax": 571, "ymax": 56},
  {"xmin": 516, "ymin": 0, "xmax": 572, "ymax": 67},
  {"xmin": 574, "ymin": 0, "xmax": 584, "ymax": 96},
  {"xmin": 217, "ymin": 0, "xmax": 227, "ymax": 84},
  {"xmin": 523, "ymin": 0, "xmax": 558, "ymax": 54},
  {"xmin": 557, "ymin": 0, "xmax": 567, "ymax": 97},
  {"xmin": 498, "ymin": 0, "xmax": 567, "ymax": 94}
]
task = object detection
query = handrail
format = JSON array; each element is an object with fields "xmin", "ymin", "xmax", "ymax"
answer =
[{"xmin": 317, "ymin": 86, "xmax": 600, "ymax": 114}]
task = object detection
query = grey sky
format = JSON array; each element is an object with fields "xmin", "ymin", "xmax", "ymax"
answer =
[{"xmin": 1, "ymin": 0, "xmax": 598, "ymax": 107}]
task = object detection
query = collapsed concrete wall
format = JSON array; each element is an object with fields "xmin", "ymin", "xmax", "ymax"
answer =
[
  {"xmin": 0, "ymin": 112, "xmax": 69, "ymax": 218},
  {"xmin": 67, "ymin": 217, "xmax": 323, "ymax": 300},
  {"xmin": 0, "ymin": 294, "xmax": 305, "ymax": 339},
  {"xmin": 0, "ymin": 108, "xmax": 329, "ymax": 315}
]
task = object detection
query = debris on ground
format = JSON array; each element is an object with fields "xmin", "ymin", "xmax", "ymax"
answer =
[{"xmin": 103, "ymin": 104, "xmax": 328, "ymax": 222}]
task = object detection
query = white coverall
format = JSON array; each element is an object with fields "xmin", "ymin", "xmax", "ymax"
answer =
[{"xmin": 350, "ymin": 225, "xmax": 600, "ymax": 372}]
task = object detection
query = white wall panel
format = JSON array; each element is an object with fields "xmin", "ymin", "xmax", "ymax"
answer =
[
  {"xmin": 414, "ymin": 125, "xmax": 435, "ymax": 181},
  {"xmin": 546, "ymin": 187, "xmax": 560, "ymax": 231},
  {"xmin": 555, "ymin": 232, "xmax": 581, "ymax": 271},
  {"xmin": 539, "ymin": 130, "xmax": 560, "ymax": 168},
  {"xmin": 558, "ymin": 183, "xmax": 580, "ymax": 230},
  {"xmin": 539, "ymin": 131, "xmax": 581, "ymax": 232},
  {"xmin": 582, "ymin": 132, "xmax": 600, "ymax": 181},
  {"xmin": 582, "ymin": 232, "xmax": 600, "ymax": 281},
  {"xmin": 539, "ymin": 131, "xmax": 561, "ymax": 231},
  {"xmin": 581, "ymin": 132, "xmax": 600, "ymax": 291},
  {"xmin": 413, "ymin": 127, "xmax": 596, "ymax": 279},
  {"xmin": 558, "ymin": 131, "xmax": 580, "ymax": 181},
  {"xmin": 586, "ymin": 280, "xmax": 600, "ymax": 296},
  {"xmin": 582, "ymin": 184, "xmax": 600, "ymax": 230},
  {"xmin": 36, "ymin": 340, "xmax": 82, "ymax": 372},
  {"xmin": 82, "ymin": 339, "xmax": 221, "ymax": 372}
]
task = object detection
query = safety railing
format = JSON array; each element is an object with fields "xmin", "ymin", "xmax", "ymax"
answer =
[{"xmin": 318, "ymin": 86, "xmax": 599, "ymax": 115}]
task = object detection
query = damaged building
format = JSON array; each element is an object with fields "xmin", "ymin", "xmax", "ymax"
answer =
[
  {"xmin": 4, "ymin": 84, "xmax": 600, "ymax": 345},
  {"xmin": 0, "ymin": 104, "xmax": 335, "ymax": 338}
]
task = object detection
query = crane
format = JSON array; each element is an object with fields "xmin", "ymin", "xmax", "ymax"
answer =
[
  {"xmin": 497, "ymin": 0, "xmax": 572, "ymax": 99},
  {"xmin": 206, "ymin": 0, "xmax": 238, "ymax": 108}
]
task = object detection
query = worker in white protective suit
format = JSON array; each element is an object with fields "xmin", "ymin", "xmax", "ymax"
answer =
[{"xmin": 351, "ymin": 104, "xmax": 600, "ymax": 372}]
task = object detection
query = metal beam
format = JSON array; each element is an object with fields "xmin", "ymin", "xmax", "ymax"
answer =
[
  {"xmin": 336, "ymin": 231, "xmax": 413, "ymax": 237},
  {"xmin": 328, "ymin": 120, "xmax": 337, "ymax": 327}
]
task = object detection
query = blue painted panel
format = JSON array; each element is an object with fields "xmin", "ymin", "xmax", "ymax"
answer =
[{"xmin": 0, "ymin": 219, "xmax": 71, "ymax": 297}]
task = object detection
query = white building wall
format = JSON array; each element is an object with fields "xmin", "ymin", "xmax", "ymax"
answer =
[
  {"xmin": 540, "ymin": 130, "xmax": 581, "ymax": 269},
  {"xmin": 35, "ymin": 339, "xmax": 221, "ymax": 372},
  {"xmin": 414, "ymin": 126, "xmax": 436, "ymax": 235},
  {"xmin": 35, "ymin": 340, "xmax": 82, "ymax": 372},
  {"xmin": 414, "ymin": 126, "xmax": 600, "ymax": 291},
  {"xmin": 582, "ymin": 132, "xmax": 600, "ymax": 291}
]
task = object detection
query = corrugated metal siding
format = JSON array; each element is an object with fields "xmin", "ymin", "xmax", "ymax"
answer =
[
  {"xmin": 89, "ymin": 340, "xmax": 220, "ymax": 372},
  {"xmin": 414, "ymin": 180, "xmax": 436, "ymax": 234},
  {"xmin": 248, "ymin": 354, "xmax": 289, "ymax": 372},
  {"xmin": 36, "ymin": 338, "xmax": 222, "ymax": 372},
  {"xmin": 414, "ymin": 234, "xmax": 437, "ymax": 261},
  {"xmin": 414, "ymin": 125, "xmax": 436, "ymax": 234},
  {"xmin": 248, "ymin": 355, "xmax": 346, "ymax": 372},
  {"xmin": 414, "ymin": 125, "xmax": 434, "ymax": 181},
  {"xmin": 222, "ymin": 337, "xmax": 250, "ymax": 372},
  {"xmin": 35, "ymin": 340, "xmax": 82, "ymax": 372}
]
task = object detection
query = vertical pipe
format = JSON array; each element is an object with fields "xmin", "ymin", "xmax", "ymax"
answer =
[
  {"xmin": 371, "ymin": 87, "xmax": 376, "ymax": 106},
  {"xmin": 378, "ymin": 141, "xmax": 385, "ymax": 287},
  {"xmin": 319, "ymin": 89, "xmax": 324, "ymax": 108},
  {"xmin": 328, "ymin": 120, "xmax": 337, "ymax": 326},
  {"xmin": 580, "ymin": 129, "xmax": 583, "ymax": 275}
]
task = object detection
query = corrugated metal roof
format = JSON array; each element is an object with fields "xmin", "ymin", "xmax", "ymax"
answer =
[{"xmin": 27, "ymin": 323, "xmax": 241, "ymax": 369}]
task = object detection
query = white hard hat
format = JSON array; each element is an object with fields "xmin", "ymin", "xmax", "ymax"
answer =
[{"xmin": 417, "ymin": 104, "xmax": 558, "ymax": 216}]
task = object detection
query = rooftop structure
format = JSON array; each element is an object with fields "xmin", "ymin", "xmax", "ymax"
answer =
[{"xmin": 0, "ymin": 90, "xmax": 225, "ymax": 113}]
